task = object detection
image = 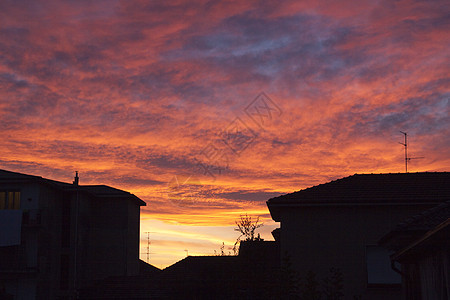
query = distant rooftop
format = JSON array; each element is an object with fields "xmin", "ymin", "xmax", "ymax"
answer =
[
  {"xmin": 267, "ymin": 172, "xmax": 450, "ymax": 221},
  {"xmin": 0, "ymin": 169, "xmax": 146, "ymax": 206},
  {"xmin": 392, "ymin": 200, "xmax": 450, "ymax": 232},
  {"xmin": 163, "ymin": 255, "xmax": 238, "ymax": 272},
  {"xmin": 378, "ymin": 200, "xmax": 450, "ymax": 249}
]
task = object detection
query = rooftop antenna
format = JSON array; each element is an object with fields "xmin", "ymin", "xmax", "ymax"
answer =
[
  {"xmin": 143, "ymin": 232, "xmax": 156, "ymax": 263},
  {"xmin": 399, "ymin": 131, "xmax": 424, "ymax": 173},
  {"xmin": 184, "ymin": 249, "xmax": 189, "ymax": 257}
]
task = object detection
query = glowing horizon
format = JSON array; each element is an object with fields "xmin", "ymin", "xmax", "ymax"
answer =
[{"xmin": 1, "ymin": 0, "xmax": 449, "ymax": 268}]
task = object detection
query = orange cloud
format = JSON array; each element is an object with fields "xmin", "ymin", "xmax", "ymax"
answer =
[{"xmin": 1, "ymin": 0, "xmax": 448, "ymax": 268}]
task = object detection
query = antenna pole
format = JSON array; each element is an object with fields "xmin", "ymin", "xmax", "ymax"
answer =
[
  {"xmin": 399, "ymin": 131, "xmax": 408, "ymax": 173},
  {"xmin": 142, "ymin": 231, "xmax": 156, "ymax": 263},
  {"xmin": 144, "ymin": 232, "xmax": 151, "ymax": 263},
  {"xmin": 399, "ymin": 131, "xmax": 424, "ymax": 173},
  {"xmin": 404, "ymin": 132, "xmax": 407, "ymax": 173}
]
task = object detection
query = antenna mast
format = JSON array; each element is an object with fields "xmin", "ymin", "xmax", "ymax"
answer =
[
  {"xmin": 399, "ymin": 131, "xmax": 424, "ymax": 173},
  {"xmin": 144, "ymin": 232, "xmax": 156, "ymax": 263},
  {"xmin": 399, "ymin": 131, "xmax": 408, "ymax": 173}
]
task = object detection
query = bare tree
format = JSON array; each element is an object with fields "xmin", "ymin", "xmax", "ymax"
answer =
[{"xmin": 233, "ymin": 213, "xmax": 263, "ymax": 254}]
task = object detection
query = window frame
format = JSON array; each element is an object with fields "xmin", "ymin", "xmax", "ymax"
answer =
[{"xmin": 0, "ymin": 190, "xmax": 21, "ymax": 210}]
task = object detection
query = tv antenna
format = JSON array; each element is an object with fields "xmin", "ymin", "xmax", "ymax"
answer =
[
  {"xmin": 399, "ymin": 131, "xmax": 424, "ymax": 173},
  {"xmin": 143, "ymin": 232, "xmax": 156, "ymax": 263},
  {"xmin": 184, "ymin": 249, "xmax": 189, "ymax": 257}
]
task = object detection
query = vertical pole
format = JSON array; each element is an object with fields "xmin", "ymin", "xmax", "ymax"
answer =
[
  {"xmin": 147, "ymin": 233, "xmax": 150, "ymax": 263},
  {"xmin": 400, "ymin": 131, "xmax": 408, "ymax": 173},
  {"xmin": 144, "ymin": 232, "xmax": 154, "ymax": 263},
  {"xmin": 404, "ymin": 133, "xmax": 408, "ymax": 173}
]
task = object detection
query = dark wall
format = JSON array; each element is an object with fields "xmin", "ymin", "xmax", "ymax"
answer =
[{"xmin": 279, "ymin": 204, "xmax": 437, "ymax": 300}]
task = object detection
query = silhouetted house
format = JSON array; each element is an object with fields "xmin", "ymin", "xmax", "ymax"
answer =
[
  {"xmin": 162, "ymin": 255, "xmax": 241, "ymax": 299},
  {"xmin": 379, "ymin": 200, "xmax": 450, "ymax": 300},
  {"xmin": 267, "ymin": 172, "xmax": 450, "ymax": 299},
  {"xmin": 78, "ymin": 260, "xmax": 162, "ymax": 299},
  {"xmin": 0, "ymin": 169, "xmax": 145, "ymax": 299},
  {"xmin": 160, "ymin": 241, "xmax": 281, "ymax": 300},
  {"xmin": 79, "ymin": 240, "xmax": 280, "ymax": 299},
  {"xmin": 80, "ymin": 256, "xmax": 244, "ymax": 299}
]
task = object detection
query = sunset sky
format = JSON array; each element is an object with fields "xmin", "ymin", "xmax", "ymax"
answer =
[{"xmin": 1, "ymin": 0, "xmax": 449, "ymax": 268}]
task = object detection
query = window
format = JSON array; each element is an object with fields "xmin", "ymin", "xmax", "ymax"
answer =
[
  {"xmin": 0, "ymin": 192, "xmax": 4, "ymax": 209},
  {"xmin": 366, "ymin": 246, "xmax": 401, "ymax": 285},
  {"xmin": 0, "ymin": 191, "xmax": 20, "ymax": 209}
]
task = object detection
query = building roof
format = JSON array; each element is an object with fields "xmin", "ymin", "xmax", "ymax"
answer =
[
  {"xmin": 385, "ymin": 202, "xmax": 450, "ymax": 262},
  {"xmin": 0, "ymin": 169, "xmax": 146, "ymax": 206},
  {"xmin": 379, "ymin": 200, "xmax": 450, "ymax": 250},
  {"xmin": 77, "ymin": 260, "xmax": 162, "ymax": 299},
  {"xmin": 163, "ymin": 255, "xmax": 239, "ymax": 275},
  {"xmin": 391, "ymin": 219, "xmax": 450, "ymax": 263},
  {"xmin": 267, "ymin": 172, "xmax": 450, "ymax": 221},
  {"xmin": 393, "ymin": 200, "xmax": 450, "ymax": 232},
  {"xmin": 0, "ymin": 169, "xmax": 48, "ymax": 182}
]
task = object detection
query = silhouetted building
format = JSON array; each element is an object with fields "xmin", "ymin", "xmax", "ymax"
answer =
[
  {"xmin": 267, "ymin": 172, "xmax": 449, "ymax": 299},
  {"xmin": 79, "ymin": 240, "xmax": 280, "ymax": 299},
  {"xmin": 159, "ymin": 241, "xmax": 281, "ymax": 300},
  {"xmin": 0, "ymin": 169, "xmax": 145, "ymax": 299},
  {"xmin": 78, "ymin": 260, "xmax": 162, "ymax": 299},
  {"xmin": 379, "ymin": 200, "xmax": 450, "ymax": 300}
]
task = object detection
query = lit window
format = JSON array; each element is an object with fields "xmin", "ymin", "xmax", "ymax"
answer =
[
  {"xmin": 0, "ymin": 191, "xmax": 20, "ymax": 210},
  {"xmin": 13, "ymin": 192, "xmax": 20, "ymax": 209},
  {"xmin": 366, "ymin": 246, "xmax": 401, "ymax": 285},
  {"xmin": 0, "ymin": 192, "xmax": 5, "ymax": 209}
]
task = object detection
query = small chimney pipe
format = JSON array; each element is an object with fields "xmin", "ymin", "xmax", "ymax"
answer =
[{"xmin": 73, "ymin": 171, "xmax": 79, "ymax": 186}]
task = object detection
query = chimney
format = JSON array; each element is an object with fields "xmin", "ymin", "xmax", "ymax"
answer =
[{"xmin": 73, "ymin": 171, "xmax": 79, "ymax": 186}]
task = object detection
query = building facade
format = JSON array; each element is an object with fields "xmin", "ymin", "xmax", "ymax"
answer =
[
  {"xmin": 267, "ymin": 172, "xmax": 449, "ymax": 299},
  {"xmin": 0, "ymin": 169, "xmax": 145, "ymax": 299},
  {"xmin": 380, "ymin": 200, "xmax": 450, "ymax": 300}
]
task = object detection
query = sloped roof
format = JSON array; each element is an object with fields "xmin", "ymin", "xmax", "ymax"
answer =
[
  {"xmin": 391, "ymin": 219, "xmax": 450, "ymax": 262},
  {"xmin": 0, "ymin": 169, "xmax": 146, "ymax": 206},
  {"xmin": 393, "ymin": 200, "xmax": 450, "ymax": 232},
  {"xmin": 379, "ymin": 200, "xmax": 450, "ymax": 250},
  {"xmin": 69, "ymin": 185, "xmax": 143, "ymax": 202},
  {"xmin": 268, "ymin": 172, "xmax": 449, "ymax": 205},
  {"xmin": 78, "ymin": 260, "xmax": 162, "ymax": 299},
  {"xmin": 267, "ymin": 172, "xmax": 450, "ymax": 221},
  {"xmin": 139, "ymin": 259, "xmax": 162, "ymax": 276},
  {"xmin": 0, "ymin": 169, "xmax": 46, "ymax": 181},
  {"xmin": 163, "ymin": 255, "xmax": 238, "ymax": 275},
  {"xmin": 385, "ymin": 202, "xmax": 450, "ymax": 262}
]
